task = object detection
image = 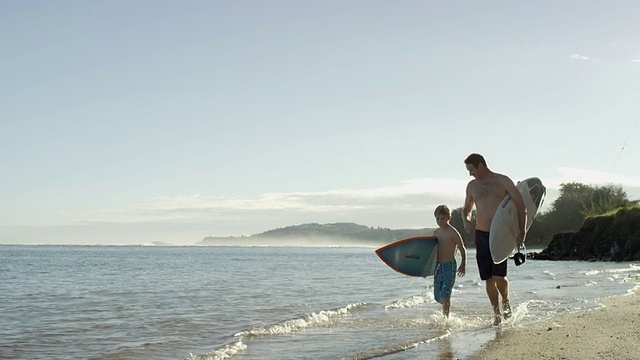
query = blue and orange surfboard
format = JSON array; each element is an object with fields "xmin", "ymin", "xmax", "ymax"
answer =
[{"xmin": 375, "ymin": 236, "xmax": 438, "ymax": 277}]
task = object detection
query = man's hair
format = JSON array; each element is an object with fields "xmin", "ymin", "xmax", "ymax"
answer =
[
  {"xmin": 434, "ymin": 205, "xmax": 450, "ymax": 217},
  {"xmin": 464, "ymin": 153, "xmax": 487, "ymax": 168}
]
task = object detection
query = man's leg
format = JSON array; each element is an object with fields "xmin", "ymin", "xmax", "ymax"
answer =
[
  {"xmin": 485, "ymin": 278, "xmax": 501, "ymax": 325},
  {"xmin": 494, "ymin": 275, "xmax": 511, "ymax": 318}
]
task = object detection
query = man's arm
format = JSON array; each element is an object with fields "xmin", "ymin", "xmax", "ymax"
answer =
[
  {"xmin": 504, "ymin": 177, "xmax": 526, "ymax": 245},
  {"xmin": 462, "ymin": 182, "xmax": 475, "ymax": 234}
]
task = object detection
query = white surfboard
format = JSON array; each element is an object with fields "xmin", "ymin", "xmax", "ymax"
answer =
[{"xmin": 489, "ymin": 177, "xmax": 546, "ymax": 264}]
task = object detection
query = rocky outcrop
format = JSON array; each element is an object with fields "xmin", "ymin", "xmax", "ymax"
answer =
[{"xmin": 530, "ymin": 207, "xmax": 640, "ymax": 261}]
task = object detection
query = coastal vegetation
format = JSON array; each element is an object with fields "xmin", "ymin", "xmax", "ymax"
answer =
[
  {"xmin": 531, "ymin": 205, "xmax": 640, "ymax": 261},
  {"xmin": 523, "ymin": 183, "xmax": 638, "ymax": 246}
]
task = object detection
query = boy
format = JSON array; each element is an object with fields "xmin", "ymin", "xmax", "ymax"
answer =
[{"xmin": 432, "ymin": 205, "xmax": 467, "ymax": 317}]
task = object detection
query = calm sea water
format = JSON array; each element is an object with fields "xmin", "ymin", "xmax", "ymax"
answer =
[{"xmin": 1, "ymin": 245, "xmax": 639, "ymax": 360}]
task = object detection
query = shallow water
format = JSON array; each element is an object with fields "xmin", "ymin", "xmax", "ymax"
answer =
[{"xmin": 1, "ymin": 245, "xmax": 639, "ymax": 359}]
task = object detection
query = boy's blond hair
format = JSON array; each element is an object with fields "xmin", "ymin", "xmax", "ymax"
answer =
[{"xmin": 434, "ymin": 205, "xmax": 451, "ymax": 217}]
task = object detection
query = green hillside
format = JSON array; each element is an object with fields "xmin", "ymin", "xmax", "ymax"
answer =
[{"xmin": 198, "ymin": 222, "xmax": 437, "ymax": 246}]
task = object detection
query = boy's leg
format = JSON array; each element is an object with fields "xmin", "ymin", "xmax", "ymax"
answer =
[
  {"xmin": 434, "ymin": 264, "xmax": 442, "ymax": 304},
  {"xmin": 442, "ymin": 263, "xmax": 454, "ymax": 317},
  {"xmin": 442, "ymin": 299, "xmax": 450, "ymax": 317}
]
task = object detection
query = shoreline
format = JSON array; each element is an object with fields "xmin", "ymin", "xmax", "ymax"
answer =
[{"xmin": 468, "ymin": 286, "xmax": 640, "ymax": 360}]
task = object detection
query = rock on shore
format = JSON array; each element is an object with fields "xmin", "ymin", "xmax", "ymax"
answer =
[{"xmin": 530, "ymin": 207, "xmax": 640, "ymax": 261}]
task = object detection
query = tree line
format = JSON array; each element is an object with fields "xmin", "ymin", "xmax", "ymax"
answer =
[{"xmin": 450, "ymin": 183, "xmax": 639, "ymax": 247}]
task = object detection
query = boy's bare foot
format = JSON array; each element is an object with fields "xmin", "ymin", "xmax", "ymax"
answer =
[
  {"xmin": 503, "ymin": 301, "xmax": 512, "ymax": 319},
  {"xmin": 492, "ymin": 313, "xmax": 502, "ymax": 326}
]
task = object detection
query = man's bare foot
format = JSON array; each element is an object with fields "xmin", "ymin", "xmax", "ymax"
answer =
[
  {"xmin": 492, "ymin": 314, "xmax": 502, "ymax": 326},
  {"xmin": 503, "ymin": 301, "xmax": 512, "ymax": 319}
]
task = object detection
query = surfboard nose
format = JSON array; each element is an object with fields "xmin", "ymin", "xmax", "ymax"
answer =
[{"xmin": 526, "ymin": 177, "xmax": 546, "ymax": 209}]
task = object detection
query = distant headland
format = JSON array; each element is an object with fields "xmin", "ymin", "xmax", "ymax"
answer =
[{"xmin": 197, "ymin": 222, "xmax": 438, "ymax": 247}]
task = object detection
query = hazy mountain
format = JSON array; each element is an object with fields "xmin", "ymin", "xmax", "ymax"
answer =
[{"xmin": 197, "ymin": 222, "xmax": 437, "ymax": 247}]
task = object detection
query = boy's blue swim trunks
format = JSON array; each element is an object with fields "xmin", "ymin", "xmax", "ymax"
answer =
[{"xmin": 434, "ymin": 260, "xmax": 457, "ymax": 303}]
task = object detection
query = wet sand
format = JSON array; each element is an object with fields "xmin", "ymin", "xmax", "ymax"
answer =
[{"xmin": 468, "ymin": 290, "xmax": 640, "ymax": 360}]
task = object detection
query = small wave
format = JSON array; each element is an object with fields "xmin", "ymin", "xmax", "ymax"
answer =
[
  {"xmin": 606, "ymin": 264, "xmax": 640, "ymax": 274},
  {"xmin": 499, "ymin": 299, "xmax": 562, "ymax": 327},
  {"xmin": 343, "ymin": 331, "xmax": 451, "ymax": 359},
  {"xmin": 626, "ymin": 283, "xmax": 640, "ymax": 294},
  {"xmin": 584, "ymin": 269, "xmax": 600, "ymax": 276},
  {"xmin": 384, "ymin": 293, "xmax": 434, "ymax": 310},
  {"xmin": 235, "ymin": 302, "xmax": 367, "ymax": 337},
  {"xmin": 186, "ymin": 340, "xmax": 247, "ymax": 360},
  {"xmin": 501, "ymin": 301, "xmax": 531, "ymax": 326},
  {"xmin": 191, "ymin": 302, "xmax": 367, "ymax": 360},
  {"xmin": 427, "ymin": 312, "xmax": 477, "ymax": 330}
]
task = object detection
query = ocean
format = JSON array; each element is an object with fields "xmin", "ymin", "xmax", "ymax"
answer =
[{"xmin": 1, "ymin": 245, "xmax": 639, "ymax": 360}]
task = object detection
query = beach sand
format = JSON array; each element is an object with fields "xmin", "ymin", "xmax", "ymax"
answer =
[{"xmin": 469, "ymin": 290, "xmax": 640, "ymax": 360}]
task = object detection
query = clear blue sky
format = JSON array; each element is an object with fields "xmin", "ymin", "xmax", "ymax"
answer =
[{"xmin": 2, "ymin": 1, "xmax": 639, "ymax": 245}]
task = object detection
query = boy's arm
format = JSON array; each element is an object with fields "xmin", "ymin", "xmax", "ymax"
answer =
[{"xmin": 452, "ymin": 228, "xmax": 466, "ymax": 276}]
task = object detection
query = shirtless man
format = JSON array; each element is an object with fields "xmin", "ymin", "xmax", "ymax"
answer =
[{"xmin": 462, "ymin": 153, "xmax": 526, "ymax": 326}]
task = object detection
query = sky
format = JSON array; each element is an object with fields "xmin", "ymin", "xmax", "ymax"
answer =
[{"xmin": 2, "ymin": 1, "xmax": 640, "ymax": 245}]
